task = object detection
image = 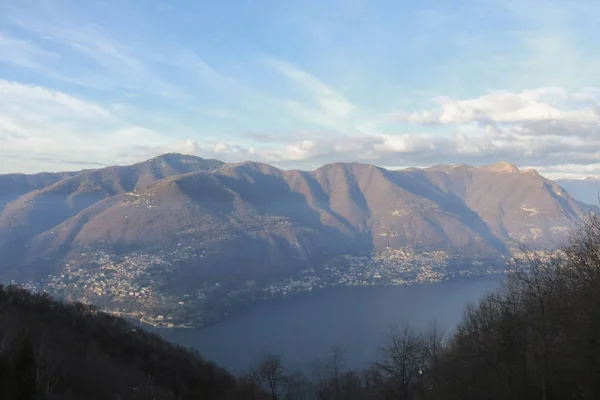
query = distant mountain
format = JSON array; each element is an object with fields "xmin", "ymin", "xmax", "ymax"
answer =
[
  {"xmin": 555, "ymin": 177, "xmax": 600, "ymax": 205},
  {"xmin": 0, "ymin": 155, "xmax": 595, "ymax": 325},
  {"xmin": 0, "ymin": 171, "xmax": 77, "ymax": 211}
]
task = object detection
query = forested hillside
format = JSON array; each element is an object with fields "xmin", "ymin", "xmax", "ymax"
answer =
[
  {"xmin": 418, "ymin": 213, "xmax": 600, "ymax": 399},
  {"xmin": 0, "ymin": 285, "xmax": 263, "ymax": 400}
]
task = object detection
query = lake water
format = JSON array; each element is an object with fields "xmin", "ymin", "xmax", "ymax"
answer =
[{"xmin": 157, "ymin": 275, "xmax": 504, "ymax": 374}]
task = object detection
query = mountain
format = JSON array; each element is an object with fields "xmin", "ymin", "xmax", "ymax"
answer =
[
  {"xmin": 410, "ymin": 162, "xmax": 587, "ymax": 248},
  {"xmin": 0, "ymin": 284, "xmax": 261, "ymax": 399},
  {"xmin": 0, "ymin": 155, "xmax": 594, "ymax": 325},
  {"xmin": 0, "ymin": 171, "xmax": 77, "ymax": 211},
  {"xmin": 0, "ymin": 155, "xmax": 591, "ymax": 277},
  {"xmin": 555, "ymin": 177, "xmax": 600, "ymax": 205},
  {"xmin": 0, "ymin": 154, "xmax": 224, "ymax": 276}
]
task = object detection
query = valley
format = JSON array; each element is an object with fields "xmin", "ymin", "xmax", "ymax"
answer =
[
  {"xmin": 3, "ymin": 3, "xmax": 600, "ymax": 397},
  {"xmin": 0, "ymin": 154, "xmax": 596, "ymax": 327},
  {"xmin": 37, "ymin": 248, "xmax": 508, "ymax": 327}
]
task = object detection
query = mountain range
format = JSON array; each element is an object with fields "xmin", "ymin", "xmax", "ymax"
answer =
[
  {"xmin": 0, "ymin": 154, "xmax": 595, "ymax": 277},
  {"xmin": 0, "ymin": 154, "xmax": 597, "ymax": 324}
]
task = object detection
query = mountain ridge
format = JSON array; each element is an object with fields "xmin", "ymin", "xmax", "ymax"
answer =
[
  {"xmin": 1, "ymin": 153, "xmax": 595, "ymax": 325},
  {"xmin": 0, "ymin": 154, "xmax": 593, "ymax": 272}
]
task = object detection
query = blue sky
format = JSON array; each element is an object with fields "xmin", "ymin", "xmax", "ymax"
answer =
[{"xmin": 1, "ymin": 0, "xmax": 600, "ymax": 177}]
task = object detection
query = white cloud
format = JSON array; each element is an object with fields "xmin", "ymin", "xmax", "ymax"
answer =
[
  {"xmin": 530, "ymin": 163, "xmax": 600, "ymax": 179},
  {"xmin": 396, "ymin": 89, "xmax": 599, "ymax": 125},
  {"xmin": 0, "ymin": 80, "xmax": 113, "ymax": 120},
  {"xmin": 2, "ymin": 78, "xmax": 600, "ymax": 179},
  {"xmin": 0, "ymin": 81, "xmax": 177, "ymax": 172},
  {"xmin": 171, "ymin": 87, "xmax": 600, "ymax": 176},
  {"xmin": 2, "ymin": 1, "xmax": 600, "ymax": 179},
  {"xmin": 0, "ymin": 116, "xmax": 27, "ymax": 135}
]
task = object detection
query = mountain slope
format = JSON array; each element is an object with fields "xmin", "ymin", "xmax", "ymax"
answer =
[
  {"xmin": 0, "ymin": 154, "xmax": 224, "ymax": 274},
  {"xmin": 0, "ymin": 171, "xmax": 77, "ymax": 211},
  {"xmin": 25, "ymin": 163, "xmax": 361, "ymax": 285},
  {"xmin": 1, "ymin": 157, "xmax": 591, "ymax": 276},
  {"xmin": 1, "ymin": 155, "xmax": 594, "ymax": 326},
  {"xmin": 413, "ymin": 162, "xmax": 590, "ymax": 247},
  {"xmin": 0, "ymin": 284, "xmax": 261, "ymax": 399},
  {"xmin": 305, "ymin": 163, "xmax": 508, "ymax": 256}
]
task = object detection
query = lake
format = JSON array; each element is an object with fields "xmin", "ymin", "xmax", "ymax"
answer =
[{"xmin": 157, "ymin": 275, "xmax": 504, "ymax": 374}]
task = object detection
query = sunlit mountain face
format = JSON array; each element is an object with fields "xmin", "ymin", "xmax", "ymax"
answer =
[{"xmin": 0, "ymin": 154, "xmax": 594, "ymax": 327}]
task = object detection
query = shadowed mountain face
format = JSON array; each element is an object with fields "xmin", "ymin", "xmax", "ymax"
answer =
[
  {"xmin": 0, "ymin": 171, "xmax": 78, "ymax": 211},
  {"xmin": 556, "ymin": 177, "xmax": 600, "ymax": 206},
  {"xmin": 0, "ymin": 155, "xmax": 594, "ymax": 283}
]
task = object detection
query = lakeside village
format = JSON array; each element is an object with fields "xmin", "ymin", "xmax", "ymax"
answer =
[{"xmin": 16, "ymin": 247, "xmax": 555, "ymax": 329}]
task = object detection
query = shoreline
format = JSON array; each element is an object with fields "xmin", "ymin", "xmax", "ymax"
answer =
[{"xmin": 120, "ymin": 272, "xmax": 507, "ymax": 330}]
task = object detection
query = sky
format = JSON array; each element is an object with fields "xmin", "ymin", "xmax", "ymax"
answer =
[{"xmin": 1, "ymin": 0, "xmax": 600, "ymax": 178}]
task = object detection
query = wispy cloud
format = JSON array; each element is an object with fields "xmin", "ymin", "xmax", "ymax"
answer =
[
  {"xmin": 261, "ymin": 55, "xmax": 356, "ymax": 119},
  {"xmin": 0, "ymin": 81, "xmax": 174, "ymax": 172},
  {"xmin": 4, "ymin": 4, "xmax": 182, "ymax": 98},
  {"xmin": 0, "ymin": 80, "xmax": 113, "ymax": 120},
  {"xmin": 1, "ymin": 0, "xmax": 600, "ymax": 177},
  {"xmin": 0, "ymin": 32, "xmax": 59, "ymax": 70}
]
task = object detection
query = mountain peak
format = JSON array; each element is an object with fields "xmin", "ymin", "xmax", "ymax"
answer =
[
  {"xmin": 317, "ymin": 161, "xmax": 373, "ymax": 173},
  {"xmin": 484, "ymin": 161, "xmax": 519, "ymax": 173},
  {"xmin": 145, "ymin": 153, "xmax": 224, "ymax": 170},
  {"xmin": 153, "ymin": 152, "xmax": 203, "ymax": 161},
  {"xmin": 427, "ymin": 163, "xmax": 474, "ymax": 171}
]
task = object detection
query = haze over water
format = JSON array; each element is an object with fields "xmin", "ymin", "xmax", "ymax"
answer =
[{"xmin": 159, "ymin": 275, "xmax": 503, "ymax": 373}]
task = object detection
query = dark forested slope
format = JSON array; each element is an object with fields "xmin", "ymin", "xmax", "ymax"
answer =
[{"xmin": 0, "ymin": 285, "xmax": 263, "ymax": 400}]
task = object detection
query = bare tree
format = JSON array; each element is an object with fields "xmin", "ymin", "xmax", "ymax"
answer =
[
  {"xmin": 34, "ymin": 333, "xmax": 63, "ymax": 397},
  {"xmin": 508, "ymin": 250, "xmax": 564, "ymax": 400},
  {"xmin": 249, "ymin": 353, "xmax": 289, "ymax": 400},
  {"xmin": 375, "ymin": 324, "xmax": 426, "ymax": 400},
  {"xmin": 310, "ymin": 346, "xmax": 346, "ymax": 400},
  {"xmin": 308, "ymin": 346, "xmax": 368, "ymax": 400},
  {"xmin": 422, "ymin": 322, "xmax": 444, "ymax": 393}
]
